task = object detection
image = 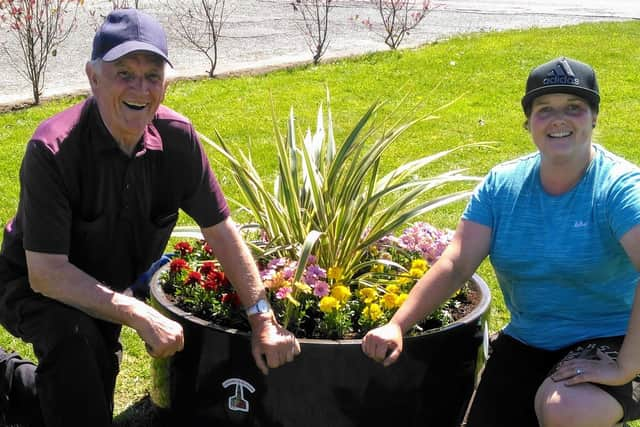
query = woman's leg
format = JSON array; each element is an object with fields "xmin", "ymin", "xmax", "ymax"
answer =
[
  {"xmin": 535, "ymin": 377, "xmax": 623, "ymax": 427},
  {"xmin": 464, "ymin": 332, "xmax": 560, "ymax": 427},
  {"xmin": 535, "ymin": 337, "xmax": 639, "ymax": 427}
]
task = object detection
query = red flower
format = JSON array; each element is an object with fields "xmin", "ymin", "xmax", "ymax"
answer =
[
  {"xmin": 221, "ymin": 292, "xmax": 241, "ymax": 307},
  {"xmin": 169, "ymin": 258, "xmax": 189, "ymax": 273},
  {"xmin": 185, "ymin": 271, "xmax": 202, "ymax": 286},
  {"xmin": 202, "ymin": 278, "xmax": 220, "ymax": 292},
  {"xmin": 199, "ymin": 261, "xmax": 217, "ymax": 277},
  {"xmin": 174, "ymin": 242, "xmax": 193, "ymax": 257},
  {"xmin": 209, "ymin": 270, "xmax": 227, "ymax": 284},
  {"xmin": 203, "ymin": 242, "xmax": 214, "ymax": 256}
]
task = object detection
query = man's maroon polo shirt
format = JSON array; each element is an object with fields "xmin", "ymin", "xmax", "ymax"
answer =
[{"xmin": 0, "ymin": 98, "xmax": 230, "ymax": 290}]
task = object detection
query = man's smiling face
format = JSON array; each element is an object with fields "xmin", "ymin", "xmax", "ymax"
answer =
[{"xmin": 87, "ymin": 52, "xmax": 167, "ymax": 150}]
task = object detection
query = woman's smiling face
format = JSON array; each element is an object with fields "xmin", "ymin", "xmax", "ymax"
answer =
[
  {"xmin": 528, "ymin": 93, "xmax": 596, "ymax": 164},
  {"xmin": 87, "ymin": 52, "xmax": 167, "ymax": 150}
]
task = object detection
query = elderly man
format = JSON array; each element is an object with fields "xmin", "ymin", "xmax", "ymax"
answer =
[{"xmin": 0, "ymin": 9, "xmax": 299, "ymax": 426}]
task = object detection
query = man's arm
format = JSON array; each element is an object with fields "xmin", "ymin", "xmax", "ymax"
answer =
[
  {"xmin": 25, "ymin": 251, "xmax": 184, "ymax": 358},
  {"xmin": 200, "ymin": 217, "xmax": 300, "ymax": 374}
]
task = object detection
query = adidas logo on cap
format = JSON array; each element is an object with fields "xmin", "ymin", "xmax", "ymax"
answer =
[
  {"xmin": 521, "ymin": 56, "xmax": 600, "ymax": 115},
  {"xmin": 542, "ymin": 59, "xmax": 579, "ymax": 86}
]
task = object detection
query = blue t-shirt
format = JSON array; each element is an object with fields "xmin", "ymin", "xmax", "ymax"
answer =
[{"xmin": 463, "ymin": 144, "xmax": 640, "ymax": 350}]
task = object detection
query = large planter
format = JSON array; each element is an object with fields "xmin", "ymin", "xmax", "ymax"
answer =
[{"xmin": 149, "ymin": 266, "xmax": 491, "ymax": 427}]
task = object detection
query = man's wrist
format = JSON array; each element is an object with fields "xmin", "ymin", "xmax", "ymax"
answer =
[{"xmin": 245, "ymin": 298, "xmax": 272, "ymax": 317}]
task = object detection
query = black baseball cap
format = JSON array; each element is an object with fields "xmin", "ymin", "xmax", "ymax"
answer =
[
  {"xmin": 91, "ymin": 9, "xmax": 172, "ymax": 66},
  {"xmin": 521, "ymin": 57, "xmax": 599, "ymax": 115}
]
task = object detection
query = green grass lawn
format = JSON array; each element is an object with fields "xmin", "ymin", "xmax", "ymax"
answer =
[{"xmin": 1, "ymin": 20, "xmax": 639, "ymax": 425}]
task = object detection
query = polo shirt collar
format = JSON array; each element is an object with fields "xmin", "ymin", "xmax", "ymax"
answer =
[{"xmin": 88, "ymin": 97, "xmax": 164, "ymax": 156}]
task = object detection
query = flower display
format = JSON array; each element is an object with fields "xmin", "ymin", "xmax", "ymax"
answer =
[
  {"xmin": 161, "ymin": 93, "xmax": 482, "ymax": 339},
  {"xmin": 159, "ymin": 222, "xmax": 473, "ymax": 339}
]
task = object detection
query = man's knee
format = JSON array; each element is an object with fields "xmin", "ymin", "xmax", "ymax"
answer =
[{"xmin": 26, "ymin": 303, "xmax": 119, "ymax": 362}]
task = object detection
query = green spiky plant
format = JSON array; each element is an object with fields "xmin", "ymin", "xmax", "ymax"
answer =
[{"xmin": 199, "ymin": 90, "xmax": 483, "ymax": 332}]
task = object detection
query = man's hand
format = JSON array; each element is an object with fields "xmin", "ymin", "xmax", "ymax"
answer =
[
  {"xmin": 249, "ymin": 313, "xmax": 301, "ymax": 375},
  {"xmin": 131, "ymin": 302, "xmax": 184, "ymax": 358},
  {"xmin": 361, "ymin": 322, "xmax": 403, "ymax": 367}
]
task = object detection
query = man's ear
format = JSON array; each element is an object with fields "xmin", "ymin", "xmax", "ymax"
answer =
[{"xmin": 85, "ymin": 62, "xmax": 98, "ymax": 91}]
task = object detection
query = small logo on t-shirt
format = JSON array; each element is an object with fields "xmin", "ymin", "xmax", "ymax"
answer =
[{"xmin": 573, "ymin": 220, "xmax": 588, "ymax": 228}]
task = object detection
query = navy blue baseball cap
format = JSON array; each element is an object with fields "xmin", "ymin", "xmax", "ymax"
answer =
[
  {"xmin": 521, "ymin": 57, "xmax": 599, "ymax": 115},
  {"xmin": 91, "ymin": 9, "xmax": 172, "ymax": 66}
]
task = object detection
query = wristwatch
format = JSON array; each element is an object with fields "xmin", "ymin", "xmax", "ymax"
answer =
[{"xmin": 245, "ymin": 298, "xmax": 272, "ymax": 316}]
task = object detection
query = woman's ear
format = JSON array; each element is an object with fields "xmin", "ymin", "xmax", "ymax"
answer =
[{"xmin": 523, "ymin": 119, "xmax": 530, "ymax": 132}]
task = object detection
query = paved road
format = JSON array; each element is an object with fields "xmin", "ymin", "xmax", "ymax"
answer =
[{"xmin": 0, "ymin": 0, "xmax": 635, "ymax": 107}]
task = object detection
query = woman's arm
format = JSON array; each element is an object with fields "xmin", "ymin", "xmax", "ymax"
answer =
[
  {"xmin": 555, "ymin": 224, "xmax": 640, "ymax": 386},
  {"xmin": 362, "ymin": 219, "xmax": 492, "ymax": 366}
]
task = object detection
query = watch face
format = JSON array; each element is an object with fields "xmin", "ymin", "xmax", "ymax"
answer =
[{"xmin": 257, "ymin": 299, "xmax": 269, "ymax": 312}]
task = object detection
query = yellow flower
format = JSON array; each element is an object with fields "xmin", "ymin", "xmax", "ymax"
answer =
[
  {"xmin": 294, "ymin": 282, "xmax": 312, "ymax": 294},
  {"xmin": 396, "ymin": 293, "xmax": 408, "ymax": 306},
  {"xmin": 265, "ymin": 271, "xmax": 288, "ymax": 289},
  {"xmin": 409, "ymin": 267, "xmax": 424, "ymax": 279},
  {"xmin": 397, "ymin": 275, "xmax": 412, "ymax": 285},
  {"xmin": 359, "ymin": 287, "xmax": 378, "ymax": 305},
  {"xmin": 331, "ymin": 285, "xmax": 351, "ymax": 303},
  {"xmin": 411, "ymin": 259, "xmax": 428, "ymax": 272},
  {"xmin": 385, "ymin": 284, "xmax": 400, "ymax": 295},
  {"xmin": 363, "ymin": 303, "xmax": 383, "ymax": 321},
  {"xmin": 382, "ymin": 293, "xmax": 397, "ymax": 309},
  {"xmin": 286, "ymin": 294, "xmax": 301, "ymax": 306},
  {"xmin": 327, "ymin": 266, "xmax": 343, "ymax": 281},
  {"xmin": 319, "ymin": 296, "xmax": 339, "ymax": 313}
]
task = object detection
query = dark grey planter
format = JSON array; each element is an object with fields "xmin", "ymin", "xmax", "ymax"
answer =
[{"xmin": 149, "ymin": 267, "xmax": 491, "ymax": 427}]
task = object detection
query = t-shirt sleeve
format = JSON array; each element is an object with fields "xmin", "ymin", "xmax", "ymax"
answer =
[
  {"xmin": 20, "ymin": 140, "xmax": 72, "ymax": 254},
  {"xmin": 608, "ymin": 169, "xmax": 640, "ymax": 240},
  {"xmin": 179, "ymin": 126, "xmax": 230, "ymax": 228},
  {"xmin": 461, "ymin": 171, "xmax": 494, "ymax": 228}
]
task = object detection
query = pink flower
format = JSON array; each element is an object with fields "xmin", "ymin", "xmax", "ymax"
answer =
[
  {"xmin": 276, "ymin": 286, "xmax": 292, "ymax": 300},
  {"xmin": 312, "ymin": 281, "xmax": 329, "ymax": 297}
]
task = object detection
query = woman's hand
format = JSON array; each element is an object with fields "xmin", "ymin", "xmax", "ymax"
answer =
[
  {"xmin": 361, "ymin": 322, "xmax": 403, "ymax": 367},
  {"xmin": 550, "ymin": 349, "xmax": 633, "ymax": 387}
]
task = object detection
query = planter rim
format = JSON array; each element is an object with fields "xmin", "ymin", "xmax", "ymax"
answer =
[{"xmin": 150, "ymin": 264, "xmax": 491, "ymax": 345}]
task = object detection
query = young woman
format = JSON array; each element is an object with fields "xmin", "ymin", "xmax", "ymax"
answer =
[{"xmin": 362, "ymin": 57, "xmax": 640, "ymax": 427}]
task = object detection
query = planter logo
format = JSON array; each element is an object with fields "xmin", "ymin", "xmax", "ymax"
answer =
[{"xmin": 222, "ymin": 378, "xmax": 255, "ymax": 413}]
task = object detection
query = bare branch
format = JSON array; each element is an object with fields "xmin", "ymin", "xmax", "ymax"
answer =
[
  {"xmin": 0, "ymin": 0, "xmax": 81, "ymax": 104},
  {"xmin": 163, "ymin": 0, "xmax": 232, "ymax": 77},
  {"xmin": 291, "ymin": 0, "xmax": 333, "ymax": 65},
  {"xmin": 362, "ymin": 0, "xmax": 432, "ymax": 50}
]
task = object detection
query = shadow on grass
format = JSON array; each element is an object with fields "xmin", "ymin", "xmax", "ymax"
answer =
[{"xmin": 113, "ymin": 395, "xmax": 159, "ymax": 427}]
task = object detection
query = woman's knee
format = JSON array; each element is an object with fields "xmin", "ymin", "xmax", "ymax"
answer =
[{"xmin": 535, "ymin": 378, "xmax": 623, "ymax": 427}]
